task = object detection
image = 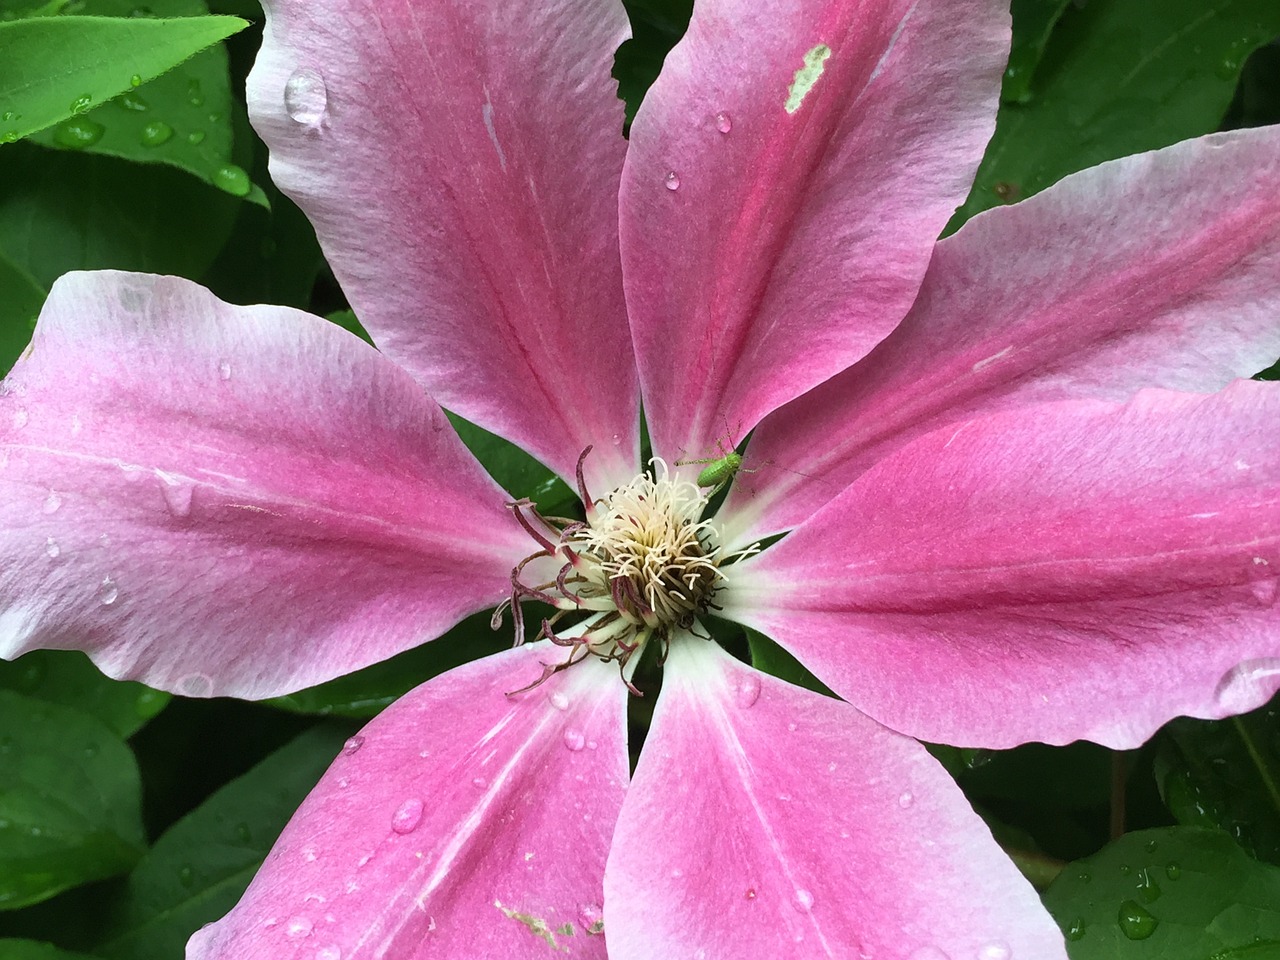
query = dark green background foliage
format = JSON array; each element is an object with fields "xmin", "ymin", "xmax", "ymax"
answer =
[{"xmin": 1, "ymin": 0, "xmax": 1279, "ymax": 956}]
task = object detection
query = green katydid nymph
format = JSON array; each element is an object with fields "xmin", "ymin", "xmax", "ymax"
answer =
[{"xmin": 675, "ymin": 435, "xmax": 753, "ymax": 498}]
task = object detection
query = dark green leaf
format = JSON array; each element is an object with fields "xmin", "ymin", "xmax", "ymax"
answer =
[
  {"xmin": 0, "ymin": 141, "xmax": 240, "ymax": 290},
  {"xmin": 1155, "ymin": 701, "xmax": 1280, "ymax": 866},
  {"xmin": 0, "ymin": 652, "xmax": 169, "ymax": 740},
  {"xmin": 745, "ymin": 627, "xmax": 832, "ymax": 696},
  {"xmin": 1044, "ymin": 827, "xmax": 1280, "ymax": 958},
  {"xmin": 445, "ymin": 411, "xmax": 574, "ymax": 511},
  {"xmin": 0, "ymin": 13, "xmax": 247, "ymax": 143},
  {"xmin": 954, "ymin": 0, "xmax": 1280, "ymax": 225},
  {"xmin": 959, "ymin": 741, "xmax": 1113, "ymax": 811},
  {"xmin": 0, "ymin": 250, "xmax": 41, "ymax": 374},
  {"xmin": 95, "ymin": 726, "xmax": 348, "ymax": 960},
  {"xmin": 266, "ymin": 611, "xmax": 509, "ymax": 719},
  {"xmin": 0, "ymin": 692, "xmax": 145, "ymax": 910},
  {"xmin": 1002, "ymin": 0, "xmax": 1073, "ymax": 104},
  {"xmin": 24, "ymin": 0, "xmax": 266, "ymax": 206},
  {"xmin": 0, "ymin": 941, "xmax": 104, "ymax": 960}
]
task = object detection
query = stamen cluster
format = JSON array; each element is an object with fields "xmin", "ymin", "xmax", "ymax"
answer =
[{"xmin": 497, "ymin": 448, "xmax": 746, "ymax": 692}]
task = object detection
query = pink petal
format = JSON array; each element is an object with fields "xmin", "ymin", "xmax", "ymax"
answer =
[
  {"xmin": 620, "ymin": 0, "xmax": 1008, "ymax": 460},
  {"xmin": 189, "ymin": 642, "xmax": 629, "ymax": 959},
  {"xmin": 604, "ymin": 638, "xmax": 1066, "ymax": 960},
  {"xmin": 0, "ymin": 272, "xmax": 527, "ymax": 700},
  {"xmin": 724, "ymin": 126, "xmax": 1280, "ymax": 542},
  {"xmin": 248, "ymin": 0, "xmax": 639, "ymax": 492},
  {"xmin": 725, "ymin": 382, "xmax": 1280, "ymax": 750}
]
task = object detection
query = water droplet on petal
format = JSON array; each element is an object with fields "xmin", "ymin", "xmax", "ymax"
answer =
[
  {"xmin": 177, "ymin": 672, "xmax": 213, "ymax": 697},
  {"xmin": 285, "ymin": 916, "xmax": 313, "ymax": 940},
  {"xmin": 315, "ymin": 946, "xmax": 341, "ymax": 960},
  {"xmin": 156, "ymin": 470, "xmax": 194, "ymax": 518},
  {"xmin": 792, "ymin": 888, "xmax": 814, "ymax": 912},
  {"xmin": 715, "ymin": 111, "xmax": 732, "ymax": 133},
  {"xmin": 897, "ymin": 789, "xmax": 914, "ymax": 809},
  {"xmin": 1215, "ymin": 658, "xmax": 1280, "ymax": 712},
  {"xmin": 342, "ymin": 735, "xmax": 365, "ymax": 755},
  {"xmin": 97, "ymin": 576, "xmax": 119, "ymax": 606},
  {"xmin": 211, "ymin": 163, "xmax": 252, "ymax": 197},
  {"xmin": 12, "ymin": 408, "xmax": 28, "ymax": 428},
  {"xmin": 1117, "ymin": 900, "xmax": 1157, "ymax": 940},
  {"xmin": 391, "ymin": 797, "xmax": 424, "ymax": 834},
  {"xmin": 284, "ymin": 68, "xmax": 329, "ymax": 126},
  {"xmin": 1252, "ymin": 578, "xmax": 1278, "ymax": 606},
  {"xmin": 664, "ymin": 170, "xmax": 681, "ymax": 191},
  {"xmin": 734, "ymin": 674, "xmax": 761, "ymax": 708},
  {"xmin": 578, "ymin": 903, "xmax": 603, "ymax": 928},
  {"xmin": 45, "ymin": 537, "xmax": 61, "ymax": 559},
  {"xmin": 217, "ymin": 359, "xmax": 232, "ymax": 381},
  {"xmin": 563, "ymin": 729, "xmax": 586, "ymax": 751},
  {"xmin": 978, "ymin": 941, "xmax": 1011, "ymax": 960},
  {"xmin": 548, "ymin": 690, "xmax": 569, "ymax": 711},
  {"xmin": 140, "ymin": 120, "xmax": 173, "ymax": 147},
  {"xmin": 471, "ymin": 776, "xmax": 487, "ymax": 788}
]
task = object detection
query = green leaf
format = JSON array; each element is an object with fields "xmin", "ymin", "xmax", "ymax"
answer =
[
  {"xmin": 1044, "ymin": 827, "xmax": 1280, "ymax": 958},
  {"xmin": 266, "ymin": 610, "xmax": 510, "ymax": 718},
  {"xmin": 0, "ymin": 651, "xmax": 169, "ymax": 740},
  {"xmin": 23, "ymin": 0, "xmax": 266, "ymax": 206},
  {"xmin": 0, "ymin": 941, "xmax": 104, "ymax": 960},
  {"xmin": 445, "ymin": 411, "xmax": 574, "ymax": 511},
  {"xmin": 0, "ymin": 249, "xmax": 42, "ymax": 375},
  {"xmin": 954, "ymin": 0, "xmax": 1280, "ymax": 225},
  {"xmin": 1002, "ymin": 0, "xmax": 1073, "ymax": 104},
  {"xmin": 959, "ymin": 741, "xmax": 1113, "ymax": 811},
  {"xmin": 0, "ymin": 12, "xmax": 247, "ymax": 144},
  {"xmin": 1155, "ymin": 701, "xmax": 1280, "ymax": 866},
  {"xmin": 744, "ymin": 627, "xmax": 832, "ymax": 696},
  {"xmin": 94, "ymin": 726, "xmax": 349, "ymax": 960},
  {"xmin": 0, "ymin": 691, "xmax": 145, "ymax": 910},
  {"xmin": 0, "ymin": 141, "xmax": 240, "ymax": 290}
]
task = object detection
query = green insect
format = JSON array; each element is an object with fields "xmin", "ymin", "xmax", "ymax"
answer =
[{"xmin": 676, "ymin": 436, "xmax": 752, "ymax": 497}]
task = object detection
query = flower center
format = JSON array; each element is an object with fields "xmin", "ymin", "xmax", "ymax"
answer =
[{"xmin": 498, "ymin": 448, "xmax": 751, "ymax": 692}]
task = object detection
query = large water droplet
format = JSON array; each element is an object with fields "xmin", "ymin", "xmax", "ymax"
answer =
[
  {"xmin": 285, "ymin": 916, "xmax": 313, "ymax": 940},
  {"xmin": 342, "ymin": 735, "xmax": 365, "ymax": 756},
  {"xmin": 664, "ymin": 170, "xmax": 681, "ymax": 191},
  {"xmin": 97, "ymin": 576, "xmax": 119, "ymax": 606},
  {"xmin": 563, "ymin": 729, "xmax": 586, "ymax": 752},
  {"xmin": 285, "ymin": 68, "xmax": 329, "ymax": 126},
  {"xmin": 54, "ymin": 117, "xmax": 105, "ymax": 149},
  {"xmin": 1117, "ymin": 900, "xmax": 1157, "ymax": 940},
  {"xmin": 45, "ymin": 537, "xmax": 61, "ymax": 559},
  {"xmin": 1214, "ymin": 658, "xmax": 1280, "ymax": 713},
  {"xmin": 211, "ymin": 164, "xmax": 252, "ymax": 197},
  {"xmin": 391, "ymin": 797, "xmax": 424, "ymax": 834},
  {"xmin": 177, "ymin": 672, "xmax": 213, "ymax": 697},
  {"xmin": 140, "ymin": 120, "xmax": 173, "ymax": 147},
  {"xmin": 69, "ymin": 93, "xmax": 93, "ymax": 115},
  {"xmin": 548, "ymin": 690, "xmax": 569, "ymax": 711},
  {"xmin": 156, "ymin": 470, "xmax": 194, "ymax": 518},
  {"xmin": 120, "ymin": 91, "xmax": 148, "ymax": 111},
  {"xmin": 978, "ymin": 941, "xmax": 1011, "ymax": 960},
  {"xmin": 734, "ymin": 674, "xmax": 761, "ymax": 708},
  {"xmin": 715, "ymin": 111, "xmax": 733, "ymax": 134},
  {"xmin": 792, "ymin": 888, "xmax": 814, "ymax": 912}
]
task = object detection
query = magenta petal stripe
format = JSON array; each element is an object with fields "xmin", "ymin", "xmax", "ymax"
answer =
[
  {"xmin": 724, "ymin": 126, "xmax": 1280, "ymax": 543},
  {"xmin": 248, "ymin": 0, "xmax": 639, "ymax": 493},
  {"xmin": 725, "ymin": 382, "xmax": 1280, "ymax": 750},
  {"xmin": 621, "ymin": 0, "xmax": 1008, "ymax": 461},
  {"xmin": 189, "ymin": 643, "xmax": 629, "ymax": 959},
  {"xmin": 0, "ymin": 272, "xmax": 526, "ymax": 700},
  {"xmin": 603, "ymin": 639, "xmax": 1067, "ymax": 960}
]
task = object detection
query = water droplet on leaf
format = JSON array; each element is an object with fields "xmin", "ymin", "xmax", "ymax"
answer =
[
  {"xmin": 211, "ymin": 164, "xmax": 252, "ymax": 197},
  {"xmin": 178, "ymin": 864, "xmax": 195, "ymax": 888},
  {"xmin": 54, "ymin": 118, "xmax": 105, "ymax": 149},
  {"xmin": 130, "ymin": 74, "xmax": 143, "ymax": 87},
  {"xmin": 1065, "ymin": 918, "xmax": 1086, "ymax": 941},
  {"xmin": 69, "ymin": 94, "xmax": 93, "ymax": 115},
  {"xmin": 1117, "ymin": 900, "xmax": 1157, "ymax": 940},
  {"xmin": 140, "ymin": 120, "xmax": 173, "ymax": 147},
  {"xmin": 186, "ymin": 130, "xmax": 206, "ymax": 145},
  {"xmin": 118, "ymin": 91, "xmax": 148, "ymax": 112},
  {"xmin": 1165, "ymin": 862, "xmax": 1181, "ymax": 880},
  {"xmin": 285, "ymin": 68, "xmax": 329, "ymax": 126}
]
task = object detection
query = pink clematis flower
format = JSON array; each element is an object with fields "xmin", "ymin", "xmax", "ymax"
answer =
[{"xmin": 3, "ymin": 0, "xmax": 1280, "ymax": 955}]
